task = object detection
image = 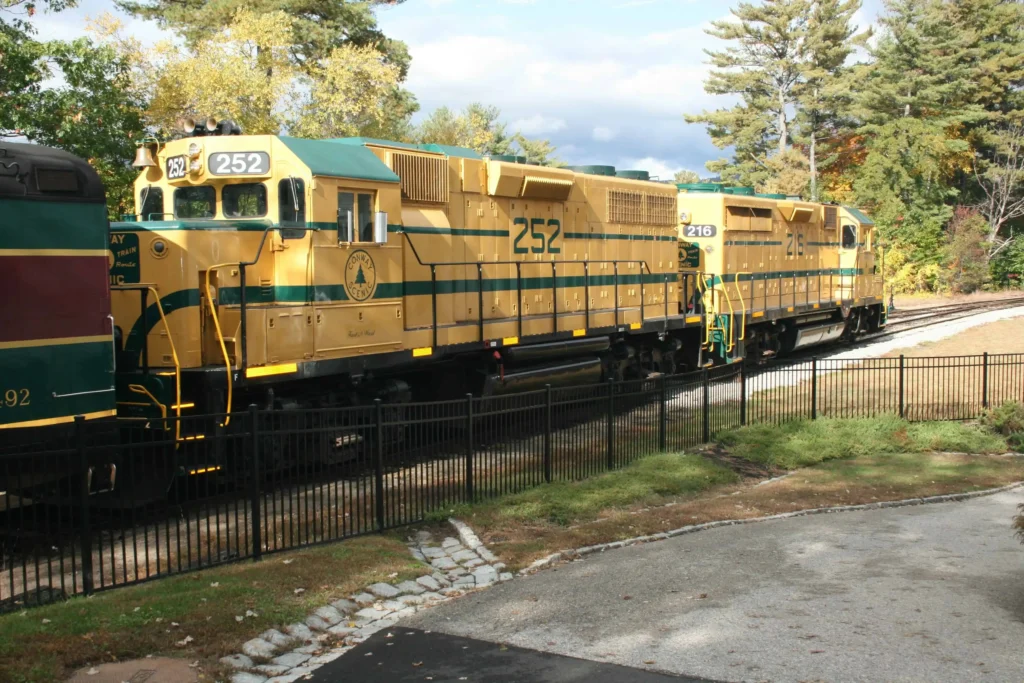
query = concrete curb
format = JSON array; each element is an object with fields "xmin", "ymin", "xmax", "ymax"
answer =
[{"xmin": 517, "ymin": 481, "xmax": 1024, "ymax": 576}]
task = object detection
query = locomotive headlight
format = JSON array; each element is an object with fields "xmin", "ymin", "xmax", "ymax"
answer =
[
  {"xmin": 705, "ymin": 245, "xmax": 714, "ymax": 253},
  {"xmin": 188, "ymin": 142, "xmax": 201, "ymax": 158},
  {"xmin": 190, "ymin": 157, "xmax": 203, "ymax": 173},
  {"xmin": 150, "ymin": 239, "xmax": 169, "ymax": 258},
  {"xmin": 679, "ymin": 211, "xmax": 691, "ymax": 224}
]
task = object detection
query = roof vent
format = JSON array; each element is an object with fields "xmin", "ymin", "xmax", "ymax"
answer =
[
  {"xmin": 616, "ymin": 170, "xmax": 650, "ymax": 181},
  {"xmin": 566, "ymin": 165, "xmax": 616, "ymax": 177}
]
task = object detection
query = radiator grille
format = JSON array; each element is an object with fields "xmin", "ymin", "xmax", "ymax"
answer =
[
  {"xmin": 644, "ymin": 193, "xmax": 677, "ymax": 226},
  {"xmin": 608, "ymin": 189, "xmax": 643, "ymax": 224},
  {"xmin": 609, "ymin": 190, "xmax": 676, "ymax": 225},
  {"xmin": 390, "ymin": 152, "xmax": 449, "ymax": 204},
  {"xmin": 824, "ymin": 205, "xmax": 838, "ymax": 229}
]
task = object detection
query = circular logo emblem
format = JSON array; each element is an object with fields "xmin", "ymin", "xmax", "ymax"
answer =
[{"xmin": 344, "ymin": 249, "xmax": 377, "ymax": 302}]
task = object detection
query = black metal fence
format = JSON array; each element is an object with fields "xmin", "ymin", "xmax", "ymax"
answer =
[{"xmin": 3, "ymin": 353, "xmax": 1022, "ymax": 609}]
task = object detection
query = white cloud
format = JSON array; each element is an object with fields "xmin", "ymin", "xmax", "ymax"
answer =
[
  {"xmin": 592, "ymin": 126, "xmax": 616, "ymax": 142},
  {"xmin": 616, "ymin": 156, "xmax": 702, "ymax": 182},
  {"xmin": 511, "ymin": 115, "xmax": 566, "ymax": 136}
]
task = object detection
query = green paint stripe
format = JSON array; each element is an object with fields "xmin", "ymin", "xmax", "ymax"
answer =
[
  {"xmin": 399, "ymin": 226, "xmax": 511, "ymax": 237},
  {"xmin": 3, "ymin": 200, "xmax": 108, "ymax": 250},
  {"xmin": 707, "ymin": 268, "xmax": 865, "ymax": 285},
  {"xmin": 0, "ymin": 341, "xmax": 113, "ymax": 425},
  {"xmin": 564, "ymin": 232, "xmax": 676, "ymax": 242},
  {"xmin": 724, "ymin": 240, "xmax": 784, "ymax": 246}
]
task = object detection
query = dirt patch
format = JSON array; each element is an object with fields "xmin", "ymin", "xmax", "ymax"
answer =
[
  {"xmin": 695, "ymin": 443, "xmax": 780, "ymax": 479},
  {"xmin": 884, "ymin": 316, "xmax": 1024, "ymax": 357}
]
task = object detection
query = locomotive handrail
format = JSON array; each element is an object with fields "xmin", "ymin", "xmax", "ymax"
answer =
[
  {"xmin": 206, "ymin": 225, "xmax": 275, "ymax": 426},
  {"xmin": 204, "ymin": 265, "xmax": 235, "ymax": 428},
  {"xmin": 111, "ymin": 284, "xmax": 182, "ymax": 441},
  {"xmin": 399, "ymin": 232, "xmax": 659, "ymax": 346}
]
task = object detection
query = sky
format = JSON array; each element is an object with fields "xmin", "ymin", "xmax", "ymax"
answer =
[{"xmin": 28, "ymin": 0, "xmax": 888, "ymax": 180}]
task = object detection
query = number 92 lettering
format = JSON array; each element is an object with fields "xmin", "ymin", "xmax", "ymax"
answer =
[{"xmin": 2, "ymin": 389, "xmax": 30, "ymax": 407}]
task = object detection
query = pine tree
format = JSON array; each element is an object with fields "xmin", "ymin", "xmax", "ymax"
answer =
[
  {"xmin": 795, "ymin": 0, "xmax": 867, "ymax": 201},
  {"xmin": 686, "ymin": 0, "xmax": 810, "ymax": 187},
  {"xmin": 850, "ymin": 0, "xmax": 978, "ymax": 288},
  {"xmin": 354, "ymin": 265, "xmax": 366, "ymax": 285}
]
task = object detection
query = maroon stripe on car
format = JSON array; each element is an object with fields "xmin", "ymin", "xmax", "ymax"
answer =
[{"xmin": 0, "ymin": 255, "xmax": 111, "ymax": 343}]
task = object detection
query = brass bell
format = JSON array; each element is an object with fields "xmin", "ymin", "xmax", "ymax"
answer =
[{"xmin": 132, "ymin": 145, "xmax": 157, "ymax": 169}]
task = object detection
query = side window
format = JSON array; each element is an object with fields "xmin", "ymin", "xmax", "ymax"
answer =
[
  {"xmin": 173, "ymin": 186, "xmax": 215, "ymax": 219},
  {"xmin": 139, "ymin": 186, "xmax": 164, "ymax": 220},
  {"xmin": 223, "ymin": 183, "xmax": 267, "ymax": 218},
  {"xmin": 337, "ymin": 190, "xmax": 376, "ymax": 242},
  {"xmin": 358, "ymin": 193, "xmax": 373, "ymax": 242},
  {"xmin": 338, "ymin": 191, "xmax": 355, "ymax": 241},
  {"xmin": 842, "ymin": 224, "xmax": 857, "ymax": 249}
]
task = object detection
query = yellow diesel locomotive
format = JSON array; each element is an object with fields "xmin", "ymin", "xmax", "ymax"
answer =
[{"xmin": 110, "ymin": 122, "xmax": 883, "ymax": 429}]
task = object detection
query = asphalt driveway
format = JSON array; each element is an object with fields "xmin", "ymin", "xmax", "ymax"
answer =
[{"xmin": 406, "ymin": 489, "xmax": 1024, "ymax": 683}]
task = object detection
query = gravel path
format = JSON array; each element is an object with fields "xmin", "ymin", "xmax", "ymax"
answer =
[{"xmin": 405, "ymin": 489, "xmax": 1024, "ymax": 683}]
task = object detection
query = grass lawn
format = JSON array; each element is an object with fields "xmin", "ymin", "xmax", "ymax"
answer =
[
  {"xmin": 0, "ymin": 536, "xmax": 425, "ymax": 683},
  {"xmin": 716, "ymin": 416, "xmax": 1007, "ymax": 469},
  {"xmin": 452, "ymin": 418, "xmax": 1022, "ymax": 571}
]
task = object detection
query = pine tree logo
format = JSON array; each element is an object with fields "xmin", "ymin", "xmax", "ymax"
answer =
[{"xmin": 345, "ymin": 250, "xmax": 376, "ymax": 301}]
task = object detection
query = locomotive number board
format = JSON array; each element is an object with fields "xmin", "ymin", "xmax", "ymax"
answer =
[
  {"xmin": 684, "ymin": 224, "xmax": 717, "ymax": 238},
  {"xmin": 166, "ymin": 155, "xmax": 188, "ymax": 180},
  {"xmin": 209, "ymin": 151, "xmax": 271, "ymax": 176}
]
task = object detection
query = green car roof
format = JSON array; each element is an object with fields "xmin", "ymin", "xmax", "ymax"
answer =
[
  {"xmin": 278, "ymin": 137, "xmax": 400, "ymax": 183},
  {"xmin": 845, "ymin": 206, "xmax": 875, "ymax": 226}
]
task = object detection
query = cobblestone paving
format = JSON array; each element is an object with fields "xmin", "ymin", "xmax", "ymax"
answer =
[{"xmin": 222, "ymin": 521, "xmax": 512, "ymax": 683}]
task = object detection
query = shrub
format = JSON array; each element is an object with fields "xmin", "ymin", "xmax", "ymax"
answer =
[{"xmin": 980, "ymin": 401, "xmax": 1024, "ymax": 442}]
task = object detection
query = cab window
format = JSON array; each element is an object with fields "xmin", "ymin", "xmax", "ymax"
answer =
[
  {"xmin": 174, "ymin": 186, "xmax": 215, "ymax": 218},
  {"xmin": 337, "ymin": 190, "xmax": 376, "ymax": 242},
  {"xmin": 223, "ymin": 183, "xmax": 267, "ymax": 218},
  {"xmin": 842, "ymin": 224, "xmax": 857, "ymax": 249},
  {"xmin": 140, "ymin": 186, "xmax": 164, "ymax": 220},
  {"xmin": 279, "ymin": 178, "xmax": 305, "ymax": 225}
]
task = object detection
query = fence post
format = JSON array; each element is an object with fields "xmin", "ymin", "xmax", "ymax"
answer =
[
  {"xmin": 374, "ymin": 399, "xmax": 386, "ymax": 531},
  {"xmin": 75, "ymin": 415, "xmax": 94, "ymax": 595},
  {"xmin": 982, "ymin": 352, "xmax": 990, "ymax": 409},
  {"xmin": 811, "ymin": 358, "xmax": 818, "ymax": 420},
  {"xmin": 465, "ymin": 393, "xmax": 475, "ymax": 500},
  {"xmin": 248, "ymin": 404, "xmax": 262, "ymax": 563},
  {"xmin": 739, "ymin": 363, "xmax": 747, "ymax": 426},
  {"xmin": 658, "ymin": 376, "xmax": 667, "ymax": 451},
  {"xmin": 702, "ymin": 368, "xmax": 711, "ymax": 443},
  {"xmin": 543, "ymin": 385, "xmax": 553, "ymax": 483},
  {"xmin": 898, "ymin": 354, "xmax": 906, "ymax": 419},
  {"xmin": 606, "ymin": 379, "xmax": 615, "ymax": 470}
]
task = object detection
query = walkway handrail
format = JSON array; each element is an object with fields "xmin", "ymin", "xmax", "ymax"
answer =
[
  {"xmin": 400, "ymin": 233, "xmax": 659, "ymax": 345},
  {"xmin": 112, "ymin": 285, "xmax": 183, "ymax": 441}
]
